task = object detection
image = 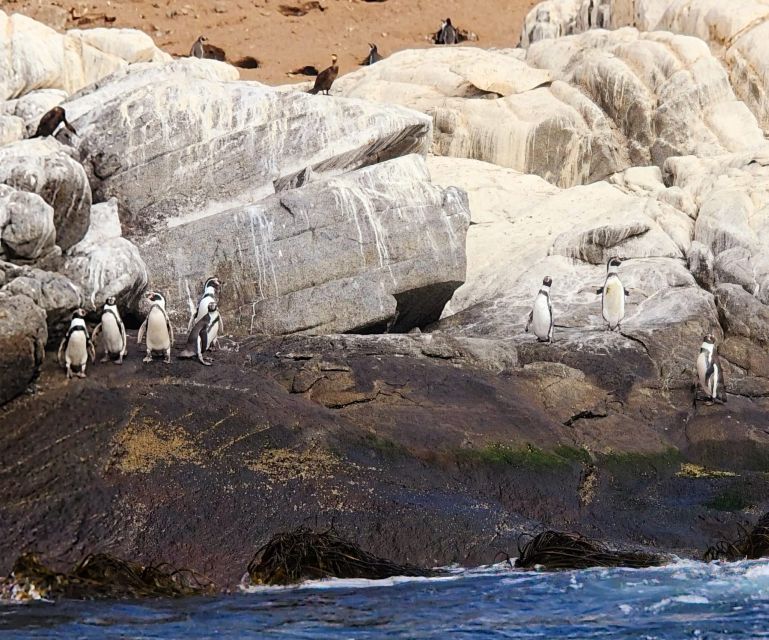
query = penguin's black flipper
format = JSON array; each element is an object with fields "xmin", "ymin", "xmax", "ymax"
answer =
[
  {"xmin": 57, "ymin": 337, "xmax": 67, "ymax": 366},
  {"xmin": 137, "ymin": 319, "xmax": 147, "ymax": 344},
  {"xmin": 525, "ymin": 309, "xmax": 533, "ymax": 333}
]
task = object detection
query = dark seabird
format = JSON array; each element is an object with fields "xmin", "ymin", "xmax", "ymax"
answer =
[
  {"xmin": 32, "ymin": 106, "xmax": 77, "ymax": 138},
  {"xmin": 360, "ymin": 43, "xmax": 383, "ymax": 66},
  {"xmin": 434, "ymin": 18, "xmax": 458, "ymax": 44},
  {"xmin": 308, "ymin": 54, "xmax": 339, "ymax": 95},
  {"xmin": 190, "ymin": 35, "xmax": 260, "ymax": 68},
  {"xmin": 287, "ymin": 65, "xmax": 319, "ymax": 77}
]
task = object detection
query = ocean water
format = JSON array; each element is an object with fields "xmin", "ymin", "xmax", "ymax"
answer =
[{"xmin": 2, "ymin": 559, "xmax": 769, "ymax": 639}]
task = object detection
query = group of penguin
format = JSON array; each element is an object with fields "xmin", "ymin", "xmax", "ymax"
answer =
[
  {"xmin": 524, "ymin": 257, "xmax": 726, "ymax": 406},
  {"xmin": 57, "ymin": 277, "xmax": 224, "ymax": 379}
]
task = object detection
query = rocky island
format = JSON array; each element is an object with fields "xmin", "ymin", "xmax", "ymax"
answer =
[{"xmin": 1, "ymin": 0, "xmax": 769, "ymax": 589}]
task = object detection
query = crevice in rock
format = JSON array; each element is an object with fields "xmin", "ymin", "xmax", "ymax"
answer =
[{"xmin": 563, "ymin": 411, "xmax": 607, "ymax": 427}]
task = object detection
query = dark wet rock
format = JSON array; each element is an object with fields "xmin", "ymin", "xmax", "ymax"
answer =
[
  {"xmin": 0, "ymin": 291, "xmax": 47, "ymax": 405},
  {"xmin": 1, "ymin": 332, "xmax": 768, "ymax": 587}
]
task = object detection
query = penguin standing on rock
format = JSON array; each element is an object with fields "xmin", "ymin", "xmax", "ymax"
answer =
[
  {"xmin": 179, "ymin": 301, "xmax": 223, "ymax": 366},
  {"xmin": 525, "ymin": 276, "xmax": 554, "ymax": 342},
  {"xmin": 58, "ymin": 309, "xmax": 95, "ymax": 379},
  {"xmin": 596, "ymin": 257, "xmax": 628, "ymax": 331},
  {"xmin": 138, "ymin": 292, "xmax": 174, "ymax": 363},
  {"xmin": 188, "ymin": 277, "xmax": 222, "ymax": 349},
  {"xmin": 91, "ymin": 296, "xmax": 128, "ymax": 364},
  {"xmin": 696, "ymin": 334, "xmax": 727, "ymax": 405}
]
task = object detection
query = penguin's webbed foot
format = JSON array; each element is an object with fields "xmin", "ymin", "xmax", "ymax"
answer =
[
  {"xmin": 115, "ymin": 355, "xmax": 123, "ymax": 365},
  {"xmin": 100, "ymin": 355, "xmax": 109, "ymax": 363},
  {"xmin": 77, "ymin": 372, "xmax": 86, "ymax": 378},
  {"xmin": 143, "ymin": 355, "xmax": 153, "ymax": 363}
]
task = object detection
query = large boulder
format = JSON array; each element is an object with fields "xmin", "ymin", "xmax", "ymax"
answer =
[
  {"xmin": 0, "ymin": 138, "xmax": 91, "ymax": 251},
  {"xmin": 666, "ymin": 149, "xmax": 769, "ymax": 305},
  {"xmin": 0, "ymin": 185, "xmax": 56, "ymax": 262},
  {"xmin": 525, "ymin": 28, "xmax": 763, "ymax": 168},
  {"xmin": 1, "ymin": 265, "xmax": 82, "ymax": 342},
  {"xmin": 0, "ymin": 291, "xmax": 47, "ymax": 405},
  {"xmin": 62, "ymin": 199, "xmax": 148, "ymax": 311},
  {"xmin": 140, "ymin": 155, "xmax": 470, "ymax": 335},
  {"xmin": 61, "ymin": 63, "xmax": 432, "ymax": 233},
  {"xmin": 0, "ymin": 11, "xmax": 126, "ymax": 101},
  {"xmin": 65, "ymin": 28, "xmax": 172, "ymax": 65},
  {"xmin": 333, "ymin": 47, "xmax": 629, "ymax": 187}
]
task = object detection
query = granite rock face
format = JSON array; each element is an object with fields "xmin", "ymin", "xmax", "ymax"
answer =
[
  {"xmin": 0, "ymin": 138, "xmax": 91, "ymax": 251},
  {"xmin": 141, "ymin": 155, "xmax": 470, "ymax": 335},
  {"xmin": 0, "ymin": 185, "xmax": 56, "ymax": 262},
  {"xmin": 62, "ymin": 63, "xmax": 432, "ymax": 233},
  {"xmin": 0, "ymin": 10, "xmax": 169, "ymax": 101}
]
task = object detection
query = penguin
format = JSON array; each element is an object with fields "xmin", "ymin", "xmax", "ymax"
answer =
[
  {"xmin": 435, "ymin": 18, "xmax": 458, "ymax": 45},
  {"xmin": 596, "ymin": 257, "xmax": 629, "ymax": 331},
  {"xmin": 308, "ymin": 54, "xmax": 339, "ymax": 95},
  {"xmin": 360, "ymin": 43, "xmax": 383, "ymax": 66},
  {"xmin": 179, "ymin": 301, "xmax": 223, "ymax": 366},
  {"xmin": 696, "ymin": 334, "xmax": 727, "ymax": 404},
  {"xmin": 288, "ymin": 65, "xmax": 319, "ymax": 77},
  {"xmin": 91, "ymin": 296, "xmax": 128, "ymax": 364},
  {"xmin": 188, "ymin": 277, "xmax": 223, "ymax": 349},
  {"xmin": 57, "ymin": 309, "xmax": 95, "ymax": 379},
  {"xmin": 137, "ymin": 291, "xmax": 174, "ymax": 363},
  {"xmin": 525, "ymin": 276, "xmax": 554, "ymax": 342},
  {"xmin": 32, "ymin": 106, "xmax": 77, "ymax": 138},
  {"xmin": 190, "ymin": 35, "xmax": 225, "ymax": 60}
]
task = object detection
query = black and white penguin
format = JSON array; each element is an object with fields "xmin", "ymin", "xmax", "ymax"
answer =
[
  {"xmin": 91, "ymin": 296, "xmax": 128, "ymax": 364},
  {"xmin": 32, "ymin": 106, "xmax": 77, "ymax": 139},
  {"xmin": 435, "ymin": 18, "xmax": 458, "ymax": 45},
  {"xmin": 188, "ymin": 277, "xmax": 222, "ymax": 349},
  {"xmin": 138, "ymin": 291, "xmax": 174, "ymax": 363},
  {"xmin": 696, "ymin": 334, "xmax": 727, "ymax": 404},
  {"xmin": 179, "ymin": 301, "xmax": 223, "ymax": 366},
  {"xmin": 360, "ymin": 43, "xmax": 383, "ymax": 66},
  {"xmin": 525, "ymin": 276, "xmax": 554, "ymax": 342},
  {"xmin": 57, "ymin": 309, "xmax": 95, "ymax": 379},
  {"xmin": 596, "ymin": 257, "xmax": 628, "ymax": 331}
]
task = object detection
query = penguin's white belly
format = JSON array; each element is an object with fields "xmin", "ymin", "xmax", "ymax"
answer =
[
  {"xmin": 102, "ymin": 314, "xmax": 123, "ymax": 353},
  {"xmin": 603, "ymin": 279, "xmax": 625, "ymax": 327},
  {"xmin": 146, "ymin": 309, "xmax": 170, "ymax": 350},
  {"xmin": 532, "ymin": 296, "xmax": 551, "ymax": 340},
  {"xmin": 66, "ymin": 332, "xmax": 88, "ymax": 366},
  {"xmin": 206, "ymin": 318, "xmax": 219, "ymax": 347}
]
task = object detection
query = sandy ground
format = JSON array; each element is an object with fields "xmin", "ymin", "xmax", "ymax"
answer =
[{"xmin": 1, "ymin": 0, "xmax": 540, "ymax": 84}]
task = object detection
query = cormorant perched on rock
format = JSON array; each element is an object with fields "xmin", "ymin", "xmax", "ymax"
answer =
[
  {"xmin": 360, "ymin": 43, "xmax": 383, "ymax": 66},
  {"xmin": 308, "ymin": 54, "xmax": 338, "ymax": 95},
  {"xmin": 32, "ymin": 106, "xmax": 77, "ymax": 138},
  {"xmin": 434, "ymin": 18, "xmax": 458, "ymax": 44},
  {"xmin": 189, "ymin": 36, "xmax": 260, "ymax": 68}
]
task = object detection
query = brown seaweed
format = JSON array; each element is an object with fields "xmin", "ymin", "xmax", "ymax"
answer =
[
  {"xmin": 247, "ymin": 526, "xmax": 432, "ymax": 585},
  {"xmin": 704, "ymin": 513, "xmax": 769, "ymax": 562},
  {"xmin": 514, "ymin": 530, "xmax": 668, "ymax": 571},
  {"xmin": 3, "ymin": 552, "xmax": 214, "ymax": 601}
]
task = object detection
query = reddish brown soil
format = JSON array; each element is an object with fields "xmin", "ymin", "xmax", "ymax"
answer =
[{"xmin": 1, "ymin": 0, "xmax": 540, "ymax": 84}]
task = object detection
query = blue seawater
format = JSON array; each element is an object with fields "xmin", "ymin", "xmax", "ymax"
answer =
[{"xmin": 2, "ymin": 559, "xmax": 769, "ymax": 638}]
